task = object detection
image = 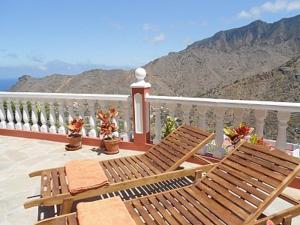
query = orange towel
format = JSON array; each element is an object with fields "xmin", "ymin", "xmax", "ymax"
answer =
[
  {"xmin": 65, "ymin": 159, "xmax": 109, "ymax": 195},
  {"xmin": 77, "ymin": 196, "xmax": 136, "ymax": 225}
]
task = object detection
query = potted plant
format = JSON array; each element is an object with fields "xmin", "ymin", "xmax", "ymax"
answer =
[
  {"xmin": 65, "ymin": 117, "xmax": 84, "ymax": 151},
  {"xmin": 97, "ymin": 108, "xmax": 120, "ymax": 154}
]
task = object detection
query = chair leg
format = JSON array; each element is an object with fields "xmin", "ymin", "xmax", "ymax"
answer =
[
  {"xmin": 194, "ymin": 170, "xmax": 202, "ymax": 183},
  {"xmin": 282, "ymin": 215, "xmax": 292, "ymax": 225},
  {"xmin": 60, "ymin": 197, "xmax": 74, "ymax": 215}
]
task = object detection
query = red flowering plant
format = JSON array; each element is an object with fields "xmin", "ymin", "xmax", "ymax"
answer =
[
  {"xmin": 68, "ymin": 118, "xmax": 84, "ymax": 136},
  {"xmin": 224, "ymin": 122, "xmax": 253, "ymax": 145},
  {"xmin": 97, "ymin": 108, "xmax": 119, "ymax": 140}
]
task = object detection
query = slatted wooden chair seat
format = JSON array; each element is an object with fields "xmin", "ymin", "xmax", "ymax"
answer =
[
  {"xmin": 37, "ymin": 142, "xmax": 300, "ymax": 225},
  {"xmin": 24, "ymin": 125, "xmax": 214, "ymax": 212}
]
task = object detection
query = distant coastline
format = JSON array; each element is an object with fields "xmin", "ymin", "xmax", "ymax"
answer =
[{"xmin": 0, "ymin": 78, "xmax": 17, "ymax": 91}]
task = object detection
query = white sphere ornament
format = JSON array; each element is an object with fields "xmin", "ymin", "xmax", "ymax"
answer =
[
  {"xmin": 135, "ymin": 67, "xmax": 146, "ymax": 81},
  {"xmin": 131, "ymin": 67, "xmax": 151, "ymax": 88}
]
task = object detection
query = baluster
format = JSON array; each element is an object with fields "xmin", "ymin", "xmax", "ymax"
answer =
[
  {"xmin": 57, "ymin": 101, "xmax": 66, "ymax": 134},
  {"xmin": 0, "ymin": 100, "xmax": 7, "ymax": 128},
  {"xmin": 67, "ymin": 101, "xmax": 74, "ymax": 124},
  {"xmin": 48, "ymin": 102, "xmax": 57, "ymax": 133},
  {"xmin": 88, "ymin": 101, "xmax": 97, "ymax": 137},
  {"xmin": 6, "ymin": 101, "xmax": 14, "ymax": 129},
  {"xmin": 122, "ymin": 98, "xmax": 131, "ymax": 141},
  {"xmin": 276, "ymin": 111, "xmax": 290, "ymax": 150},
  {"xmin": 197, "ymin": 105, "xmax": 208, "ymax": 129},
  {"xmin": 214, "ymin": 107, "xmax": 225, "ymax": 158},
  {"xmin": 167, "ymin": 103, "xmax": 177, "ymax": 118},
  {"xmin": 233, "ymin": 108, "xmax": 244, "ymax": 126},
  {"xmin": 79, "ymin": 101, "xmax": 87, "ymax": 136},
  {"xmin": 254, "ymin": 110, "xmax": 267, "ymax": 138},
  {"xmin": 39, "ymin": 102, "xmax": 48, "ymax": 133},
  {"xmin": 182, "ymin": 104, "xmax": 192, "ymax": 125},
  {"xmin": 14, "ymin": 101, "xmax": 22, "ymax": 130},
  {"xmin": 31, "ymin": 101, "xmax": 39, "ymax": 132},
  {"xmin": 22, "ymin": 101, "xmax": 30, "ymax": 131},
  {"xmin": 153, "ymin": 103, "xmax": 162, "ymax": 144}
]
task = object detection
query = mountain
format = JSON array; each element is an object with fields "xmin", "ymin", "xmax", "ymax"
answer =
[{"xmin": 10, "ymin": 15, "xmax": 300, "ymax": 98}]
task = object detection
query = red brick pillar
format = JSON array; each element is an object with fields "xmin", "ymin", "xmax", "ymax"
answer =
[{"xmin": 131, "ymin": 68, "xmax": 151, "ymax": 146}]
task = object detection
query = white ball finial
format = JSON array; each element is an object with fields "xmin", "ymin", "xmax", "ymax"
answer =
[{"xmin": 135, "ymin": 67, "xmax": 146, "ymax": 82}]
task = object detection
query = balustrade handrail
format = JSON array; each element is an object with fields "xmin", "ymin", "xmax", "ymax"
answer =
[
  {"xmin": 0, "ymin": 92, "xmax": 130, "ymax": 101},
  {"xmin": 146, "ymin": 95, "xmax": 300, "ymax": 112}
]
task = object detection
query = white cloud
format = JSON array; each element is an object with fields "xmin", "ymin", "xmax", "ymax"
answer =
[
  {"xmin": 143, "ymin": 23, "xmax": 158, "ymax": 32},
  {"xmin": 148, "ymin": 33, "xmax": 166, "ymax": 44},
  {"xmin": 237, "ymin": 0, "xmax": 300, "ymax": 19}
]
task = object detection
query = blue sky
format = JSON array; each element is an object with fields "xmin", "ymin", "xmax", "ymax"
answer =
[{"xmin": 1, "ymin": 0, "xmax": 300, "ymax": 77}]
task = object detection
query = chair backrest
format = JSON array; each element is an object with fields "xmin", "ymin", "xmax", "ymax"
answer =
[
  {"xmin": 195, "ymin": 141, "xmax": 300, "ymax": 225},
  {"xmin": 143, "ymin": 124, "xmax": 215, "ymax": 172}
]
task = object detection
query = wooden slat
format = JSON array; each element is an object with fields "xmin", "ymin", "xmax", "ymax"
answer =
[
  {"xmin": 101, "ymin": 160, "xmax": 121, "ymax": 183},
  {"xmin": 181, "ymin": 124, "xmax": 211, "ymax": 137},
  {"xmin": 163, "ymin": 192, "xmax": 199, "ymax": 224},
  {"xmin": 131, "ymin": 156, "xmax": 157, "ymax": 175},
  {"xmin": 229, "ymin": 154, "xmax": 286, "ymax": 181},
  {"xmin": 140, "ymin": 198, "xmax": 166, "ymax": 224},
  {"xmin": 243, "ymin": 143, "xmax": 300, "ymax": 165},
  {"xmin": 99, "ymin": 162, "xmax": 114, "ymax": 183},
  {"xmin": 223, "ymin": 158, "xmax": 280, "ymax": 187},
  {"xmin": 66, "ymin": 214, "xmax": 78, "ymax": 225},
  {"xmin": 132, "ymin": 199, "xmax": 156, "ymax": 225},
  {"xmin": 41, "ymin": 171, "xmax": 51, "ymax": 198},
  {"xmin": 187, "ymin": 187, "xmax": 243, "ymax": 225},
  {"xmin": 58, "ymin": 168, "xmax": 68, "ymax": 194},
  {"xmin": 213, "ymin": 168, "xmax": 268, "ymax": 201},
  {"xmin": 51, "ymin": 169, "xmax": 60, "ymax": 196},
  {"xmin": 114, "ymin": 158, "xmax": 135, "ymax": 179},
  {"xmin": 234, "ymin": 150, "xmax": 291, "ymax": 176},
  {"xmin": 197, "ymin": 182, "xmax": 249, "ymax": 220},
  {"xmin": 218, "ymin": 163, "xmax": 274, "ymax": 194},
  {"xmin": 178, "ymin": 188, "xmax": 224, "ymax": 225},
  {"xmin": 156, "ymin": 194, "xmax": 190, "ymax": 225},
  {"xmin": 148, "ymin": 196, "xmax": 180, "ymax": 225},
  {"xmin": 107, "ymin": 159, "xmax": 128, "ymax": 182},
  {"xmin": 206, "ymin": 172, "xmax": 262, "ymax": 207},
  {"xmin": 126, "ymin": 157, "xmax": 149, "ymax": 177},
  {"xmin": 201, "ymin": 178, "xmax": 256, "ymax": 214},
  {"xmin": 125, "ymin": 202, "xmax": 145, "ymax": 225},
  {"xmin": 119, "ymin": 157, "xmax": 143, "ymax": 179}
]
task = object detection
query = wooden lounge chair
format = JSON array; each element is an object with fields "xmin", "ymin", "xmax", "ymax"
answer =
[
  {"xmin": 36, "ymin": 141, "xmax": 300, "ymax": 225},
  {"xmin": 24, "ymin": 125, "xmax": 215, "ymax": 214}
]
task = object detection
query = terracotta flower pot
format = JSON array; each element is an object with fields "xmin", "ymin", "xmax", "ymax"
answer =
[
  {"xmin": 66, "ymin": 134, "xmax": 82, "ymax": 151},
  {"xmin": 103, "ymin": 138, "xmax": 120, "ymax": 154}
]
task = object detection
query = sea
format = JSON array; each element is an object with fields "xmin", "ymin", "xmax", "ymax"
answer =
[{"xmin": 0, "ymin": 78, "xmax": 17, "ymax": 91}]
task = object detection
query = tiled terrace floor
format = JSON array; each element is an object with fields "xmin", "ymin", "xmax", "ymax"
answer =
[{"xmin": 0, "ymin": 135, "xmax": 300, "ymax": 225}]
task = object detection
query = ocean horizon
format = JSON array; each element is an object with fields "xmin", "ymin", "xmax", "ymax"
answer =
[{"xmin": 0, "ymin": 78, "xmax": 17, "ymax": 91}]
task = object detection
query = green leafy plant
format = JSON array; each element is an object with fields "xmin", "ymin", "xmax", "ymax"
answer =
[{"xmin": 162, "ymin": 116, "xmax": 178, "ymax": 138}]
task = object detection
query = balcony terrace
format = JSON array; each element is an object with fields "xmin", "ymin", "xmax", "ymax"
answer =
[{"xmin": 0, "ymin": 68, "xmax": 300, "ymax": 224}]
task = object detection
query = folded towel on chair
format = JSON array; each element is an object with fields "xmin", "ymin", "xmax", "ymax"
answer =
[
  {"xmin": 65, "ymin": 159, "xmax": 109, "ymax": 195},
  {"xmin": 77, "ymin": 196, "xmax": 136, "ymax": 225}
]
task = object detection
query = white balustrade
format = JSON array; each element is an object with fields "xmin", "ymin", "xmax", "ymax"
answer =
[
  {"xmin": 48, "ymin": 102, "xmax": 57, "ymax": 134},
  {"xmin": 276, "ymin": 111, "xmax": 290, "ymax": 150},
  {"xmin": 79, "ymin": 101, "xmax": 87, "ymax": 137},
  {"xmin": 22, "ymin": 101, "xmax": 30, "ymax": 131},
  {"xmin": 197, "ymin": 105, "xmax": 208, "ymax": 129},
  {"xmin": 39, "ymin": 102, "xmax": 48, "ymax": 133},
  {"xmin": 6, "ymin": 101, "xmax": 14, "ymax": 129},
  {"xmin": 88, "ymin": 101, "xmax": 97, "ymax": 137},
  {"xmin": 146, "ymin": 95, "xmax": 300, "ymax": 155},
  {"xmin": 182, "ymin": 104, "xmax": 192, "ymax": 125},
  {"xmin": 0, "ymin": 100, "xmax": 6, "ymax": 128},
  {"xmin": 57, "ymin": 101, "xmax": 66, "ymax": 134},
  {"xmin": 14, "ymin": 101, "xmax": 22, "ymax": 130},
  {"xmin": 31, "ymin": 101, "xmax": 39, "ymax": 132},
  {"xmin": 153, "ymin": 103, "xmax": 162, "ymax": 144},
  {"xmin": 122, "ymin": 97, "xmax": 131, "ymax": 141},
  {"xmin": 254, "ymin": 109, "xmax": 267, "ymax": 138}
]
